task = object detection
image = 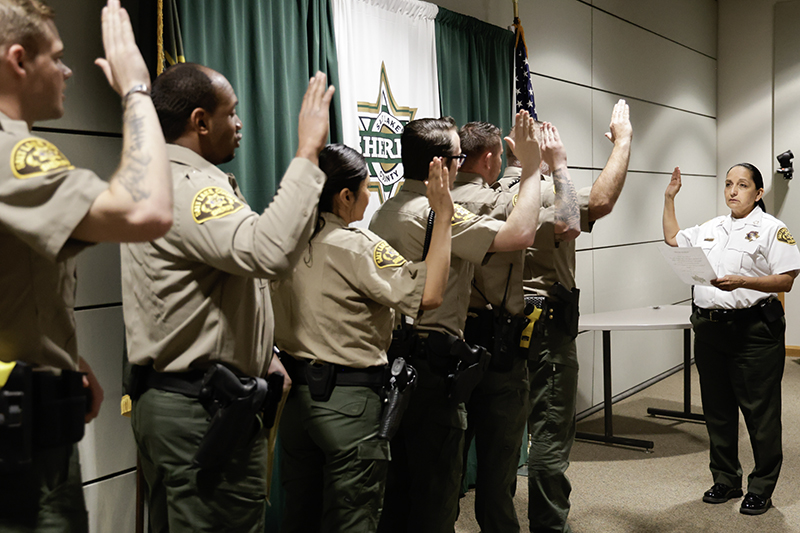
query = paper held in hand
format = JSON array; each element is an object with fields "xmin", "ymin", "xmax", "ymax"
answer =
[{"xmin": 659, "ymin": 245, "xmax": 717, "ymax": 286}]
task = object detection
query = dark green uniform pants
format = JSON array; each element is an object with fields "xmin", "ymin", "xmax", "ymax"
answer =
[
  {"xmin": 464, "ymin": 357, "xmax": 529, "ymax": 532},
  {"xmin": 280, "ymin": 385, "xmax": 390, "ymax": 532},
  {"xmin": 527, "ymin": 324, "xmax": 578, "ymax": 533},
  {"xmin": 378, "ymin": 359, "xmax": 467, "ymax": 533},
  {"xmin": 692, "ymin": 312, "xmax": 785, "ymax": 498},
  {"xmin": 0, "ymin": 444, "xmax": 88, "ymax": 532},
  {"xmin": 132, "ymin": 388, "xmax": 268, "ymax": 533}
]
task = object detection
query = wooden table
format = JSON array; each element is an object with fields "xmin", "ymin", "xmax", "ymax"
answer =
[{"xmin": 576, "ymin": 305, "xmax": 703, "ymax": 450}]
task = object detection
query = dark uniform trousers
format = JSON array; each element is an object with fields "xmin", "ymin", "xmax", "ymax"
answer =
[
  {"xmin": 691, "ymin": 312, "xmax": 785, "ymax": 498},
  {"xmin": 0, "ymin": 444, "xmax": 88, "ymax": 533},
  {"xmin": 132, "ymin": 388, "xmax": 269, "ymax": 533},
  {"xmin": 280, "ymin": 385, "xmax": 389, "ymax": 532},
  {"xmin": 527, "ymin": 322, "xmax": 578, "ymax": 533},
  {"xmin": 378, "ymin": 359, "xmax": 467, "ymax": 533},
  {"xmin": 464, "ymin": 357, "xmax": 529, "ymax": 532}
]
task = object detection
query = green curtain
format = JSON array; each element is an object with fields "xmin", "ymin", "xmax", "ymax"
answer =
[
  {"xmin": 435, "ymin": 7, "xmax": 514, "ymax": 136},
  {"xmin": 177, "ymin": 0, "xmax": 342, "ymax": 212}
]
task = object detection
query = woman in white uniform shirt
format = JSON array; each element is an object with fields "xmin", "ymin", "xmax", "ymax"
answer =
[
  {"xmin": 663, "ymin": 163, "xmax": 800, "ymax": 515},
  {"xmin": 272, "ymin": 144, "xmax": 454, "ymax": 531}
]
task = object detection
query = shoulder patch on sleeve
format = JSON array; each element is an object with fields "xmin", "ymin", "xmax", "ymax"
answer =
[
  {"xmin": 512, "ymin": 194, "xmax": 518, "ymax": 207},
  {"xmin": 451, "ymin": 204, "xmax": 477, "ymax": 226},
  {"xmin": 777, "ymin": 227, "xmax": 796, "ymax": 245},
  {"xmin": 191, "ymin": 186, "xmax": 245, "ymax": 224},
  {"xmin": 373, "ymin": 241, "xmax": 407, "ymax": 268},
  {"xmin": 11, "ymin": 138, "xmax": 74, "ymax": 179}
]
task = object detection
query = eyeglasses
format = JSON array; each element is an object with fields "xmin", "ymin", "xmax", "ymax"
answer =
[{"xmin": 442, "ymin": 154, "xmax": 467, "ymax": 167}]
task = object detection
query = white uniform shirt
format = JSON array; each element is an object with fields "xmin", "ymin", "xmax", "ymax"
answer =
[{"xmin": 677, "ymin": 207, "xmax": 800, "ymax": 309}]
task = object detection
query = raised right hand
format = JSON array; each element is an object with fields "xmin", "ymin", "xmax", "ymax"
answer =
[
  {"xmin": 94, "ymin": 0, "xmax": 151, "ymax": 96},
  {"xmin": 540, "ymin": 122, "xmax": 567, "ymax": 170},
  {"xmin": 296, "ymin": 72, "xmax": 336, "ymax": 163},
  {"xmin": 665, "ymin": 167, "xmax": 682, "ymax": 199},
  {"xmin": 504, "ymin": 110, "xmax": 540, "ymax": 174},
  {"xmin": 426, "ymin": 157, "xmax": 455, "ymax": 220}
]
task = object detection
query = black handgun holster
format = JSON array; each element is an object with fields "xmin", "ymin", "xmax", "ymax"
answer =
[
  {"xmin": 551, "ymin": 282, "xmax": 581, "ymax": 339},
  {"xmin": 425, "ymin": 333, "xmax": 491, "ymax": 404},
  {"xmin": 378, "ymin": 357, "xmax": 417, "ymax": 441},
  {"xmin": 194, "ymin": 364, "xmax": 278, "ymax": 470}
]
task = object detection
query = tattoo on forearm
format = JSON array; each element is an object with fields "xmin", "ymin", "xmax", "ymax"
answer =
[
  {"xmin": 116, "ymin": 99, "xmax": 152, "ymax": 202},
  {"xmin": 553, "ymin": 168, "xmax": 580, "ymax": 230}
]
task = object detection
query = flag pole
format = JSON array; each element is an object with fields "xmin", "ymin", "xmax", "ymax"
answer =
[{"xmin": 513, "ymin": 0, "xmax": 519, "ymax": 21}]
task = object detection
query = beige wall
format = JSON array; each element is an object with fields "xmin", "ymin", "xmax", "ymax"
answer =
[{"xmin": 434, "ymin": 0, "xmax": 718, "ymax": 412}]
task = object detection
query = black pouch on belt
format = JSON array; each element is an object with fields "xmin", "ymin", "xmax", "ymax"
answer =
[
  {"xmin": 0, "ymin": 362, "xmax": 33, "ymax": 473},
  {"xmin": 378, "ymin": 357, "xmax": 417, "ymax": 440},
  {"xmin": 304, "ymin": 362, "xmax": 337, "ymax": 402},
  {"xmin": 760, "ymin": 297, "xmax": 785, "ymax": 323},
  {"xmin": 194, "ymin": 364, "xmax": 269, "ymax": 470}
]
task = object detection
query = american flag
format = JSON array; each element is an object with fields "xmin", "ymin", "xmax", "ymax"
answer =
[{"xmin": 512, "ymin": 17, "xmax": 537, "ymax": 120}]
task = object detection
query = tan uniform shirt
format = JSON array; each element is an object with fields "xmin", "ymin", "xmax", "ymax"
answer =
[
  {"xmin": 369, "ymin": 179, "xmax": 502, "ymax": 338},
  {"xmin": 271, "ymin": 212, "xmax": 426, "ymax": 368},
  {"xmin": 498, "ymin": 167, "xmax": 591, "ymax": 297},
  {"xmin": 0, "ymin": 111, "xmax": 107, "ymax": 370},
  {"xmin": 451, "ymin": 171, "xmax": 525, "ymax": 316},
  {"xmin": 121, "ymin": 144, "xmax": 324, "ymax": 377}
]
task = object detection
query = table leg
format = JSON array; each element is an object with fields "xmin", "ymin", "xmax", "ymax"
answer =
[
  {"xmin": 576, "ymin": 330, "xmax": 655, "ymax": 449},
  {"xmin": 646, "ymin": 328, "xmax": 705, "ymax": 422}
]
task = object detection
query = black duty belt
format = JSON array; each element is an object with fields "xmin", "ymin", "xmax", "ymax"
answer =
[
  {"xmin": 135, "ymin": 365, "xmax": 207, "ymax": 398},
  {"xmin": 693, "ymin": 297, "xmax": 781, "ymax": 323},
  {"xmin": 285, "ymin": 358, "xmax": 386, "ymax": 388}
]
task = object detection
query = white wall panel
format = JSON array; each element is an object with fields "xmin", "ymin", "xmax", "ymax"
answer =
[
  {"xmin": 76, "ymin": 307, "xmax": 137, "ymax": 482},
  {"xmin": 37, "ymin": 132, "xmax": 122, "ymax": 183},
  {"xmin": 592, "ymin": 9, "xmax": 717, "ymax": 117},
  {"xmin": 593, "ymin": 91, "xmax": 716, "ymax": 176},
  {"xmin": 533, "ymin": 77, "xmax": 593, "ymax": 169},
  {"xmin": 84, "ymin": 471, "xmax": 136, "ymax": 533},
  {"xmin": 593, "ymin": 0, "xmax": 718, "ymax": 58},
  {"xmin": 41, "ymin": 0, "xmax": 122, "ymax": 134},
  {"xmin": 76, "ymin": 244, "xmax": 122, "ymax": 307},
  {"xmin": 592, "ymin": 242, "xmax": 692, "ymax": 314},
  {"xmin": 519, "ymin": 0, "xmax": 592, "ymax": 86},
  {"xmin": 591, "ymin": 172, "xmax": 717, "ymax": 248}
]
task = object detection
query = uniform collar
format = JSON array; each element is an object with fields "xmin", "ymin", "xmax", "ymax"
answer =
[
  {"xmin": 167, "ymin": 144, "xmax": 231, "ymax": 182},
  {"xmin": 399, "ymin": 178, "xmax": 427, "ymax": 195},
  {"xmin": 321, "ymin": 211, "xmax": 348, "ymax": 228},
  {"xmin": 502, "ymin": 166, "xmax": 522, "ymax": 179},
  {"xmin": 727, "ymin": 206, "xmax": 763, "ymax": 231},
  {"xmin": 0, "ymin": 110, "xmax": 32, "ymax": 137},
  {"xmin": 454, "ymin": 171, "xmax": 486, "ymax": 186}
]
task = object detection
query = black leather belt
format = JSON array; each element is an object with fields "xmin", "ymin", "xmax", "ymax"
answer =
[
  {"xmin": 693, "ymin": 297, "xmax": 780, "ymax": 323},
  {"xmin": 134, "ymin": 365, "xmax": 207, "ymax": 398},
  {"xmin": 284, "ymin": 357, "xmax": 386, "ymax": 388}
]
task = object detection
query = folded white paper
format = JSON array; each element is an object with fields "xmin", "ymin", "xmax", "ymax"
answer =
[{"xmin": 659, "ymin": 245, "xmax": 717, "ymax": 286}]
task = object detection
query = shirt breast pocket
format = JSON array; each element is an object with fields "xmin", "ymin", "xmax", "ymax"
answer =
[{"xmin": 727, "ymin": 240, "xmax": 763, "ymax": 275}]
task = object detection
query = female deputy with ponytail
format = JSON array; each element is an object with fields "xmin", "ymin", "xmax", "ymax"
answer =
[
  {"xmin": 663, "ymin": 163, "xmax": 800, "ymax": 515},
  {"xmin": 271, "ymin": 143, "xmax": 454, "ymax": 531}
]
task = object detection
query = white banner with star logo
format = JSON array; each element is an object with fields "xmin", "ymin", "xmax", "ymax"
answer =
[{"xmin": 331, "ymin": 0, "xmax": 441, "ymax": 226}]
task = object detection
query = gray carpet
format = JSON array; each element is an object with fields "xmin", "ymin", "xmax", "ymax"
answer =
[{"xmin": 457, "ymin": 357, "xmax": 800, "ymax": 533}]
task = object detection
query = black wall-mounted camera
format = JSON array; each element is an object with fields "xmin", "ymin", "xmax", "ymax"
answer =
[{"xmin": 777, "ymin": 150, "xmax": 794, "ymax": 180}]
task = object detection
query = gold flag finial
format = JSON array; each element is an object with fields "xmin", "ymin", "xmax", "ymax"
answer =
[{"xmin": 513, "ymin": 0, "xmax": 519, "ymax": 20}]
